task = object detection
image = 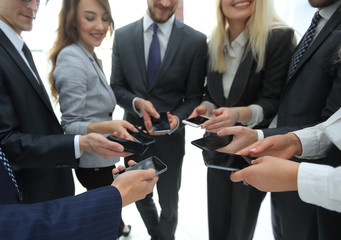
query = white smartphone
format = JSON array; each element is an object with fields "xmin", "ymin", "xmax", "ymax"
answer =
[{"xmin": 182, "ymin": 115, "xmax": 210, "ymax": 128}]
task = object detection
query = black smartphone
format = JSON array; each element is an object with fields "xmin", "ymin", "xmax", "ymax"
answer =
[
  {"xmin": 182, "ymin": 115, "xmax": 210, "ymax": 128},
  {"xmin": 151, "ymin": 112, "xmax": 171, "ymax": 133},
  {"xmin": 107, "ymin": 135, "xmax": 148, "ymax": 155},
  {"xmin": 202, "ymin": 150, "xmax": 254, "ymax": 171},
  {"xmin": 127, "ymin": 128, "xmax": 156, "ymax": 146},
  {"xmin": 113, "ymin": 156, "xmax": 168, "ymax": 179},
  {"xmin": 191, "ymin": 134, "xmax": 231, "ymax": 151}
]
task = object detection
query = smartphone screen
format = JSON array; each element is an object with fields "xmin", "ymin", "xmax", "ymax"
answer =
[
  {"xmin": 202, "ymin": 150, "xmax": 253, "ymax": 171},
  {"xmin": 128, "ymin": 129, "xmax": 156, "ymax": 146},
  {"xmin": 113, "ymin": 156, "xmax": 167, "ymax": 179},
  {"xmin": 151, "ymin": 112, "xmax": 171, "ymax": 133},
  {"xmin": 107, "ymin": 135, "xmax": 148, "ymax": 155},
  {"xmin": 182, "ymin": 115, "xmax": 210, "ymax": 127},
  {"xmin": 191, "ymin": 134, "xmax": 231, "ymax": 151}
]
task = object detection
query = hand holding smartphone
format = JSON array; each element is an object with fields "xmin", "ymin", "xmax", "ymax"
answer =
[
  {"xmin": 151, "ymin": 112, "xmax": 171, "ymax": 133},
  {"xmin": 182, "ymin": 115, "xmax": 210, "ymax": 128},
  {"xmin": 107, "ymin": 135, "xmax": 148, "ymax": 155},
  {"xmin": 113, "ymin": 156, "xmax": 167, "ymax": 179},
  {"xmin": 127, "ymin": 127, "xmax": 156, "ymax": 146}
]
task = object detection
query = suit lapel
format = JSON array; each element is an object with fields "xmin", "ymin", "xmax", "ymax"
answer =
[
  {"xmin": 226, "ymin": 50, "xmax": 253, "ymax": 106},
  {"xmin": 0, "ymin": 30, "xmax": 54, "ymax": 113},
  {"xmin": 149, "ymin": 19, "xmax": 184, "ymax": 90},
  {"xmin": 134, "ymin": 19, "xmax": 149, "ymax": 90},
  {"xmin": 288, "ymin": 7, "xmax": 341, "ymax": 83}
]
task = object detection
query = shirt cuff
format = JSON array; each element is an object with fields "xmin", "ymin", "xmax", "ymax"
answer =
[
  {"xmin": 74, "ymin": 135, "xmax": 81, "ymax": 159},
  {"xmin": 246, "ymin": 104, "xmax": 264, "ymax": 128},
  {"xmin": 256, "ymin": 129, "xmax": 264, "ymax": 141},
  {"xmin": 132, "ymin": 97, "xmax": 143, "ymax": 118}
]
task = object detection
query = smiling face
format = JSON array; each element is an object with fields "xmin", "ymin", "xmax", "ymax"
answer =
[
  {"xmin": 0, "ymin": 0, "xmax": 39, "ymax": 34},
  {"xmin": 76, "ymin": 0, "xmax": 109, "ymax": 54},
  {"xmin": 221, "ymin": 0, "xmax": 255, "ymax": 26},
  {"xmin": 147, "ymin": 0, "xmax": 180, "ymax": 23}
]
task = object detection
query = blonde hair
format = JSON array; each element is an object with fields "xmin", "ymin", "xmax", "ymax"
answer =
[
  {"xmin": 209, "ymin": 0, "xmax": 292, "ymax": 73},
  {"xmin": 48, "ymin": 0, "xmax": 114, "ymax": 101}
]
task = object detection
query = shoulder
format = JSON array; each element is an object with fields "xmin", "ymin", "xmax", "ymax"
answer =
[
  {"xmin": 115, "ymin": 19, "xmax": 141, "ymax": 36},
  {"xmin": 56, "ymin": 43, "xmax": 89, "ymax": 67},
  {"xmin": 176, "ymin": 20, "xmax": 207, "ymax": 41},
  {"xmin": 268, "ymin": 27, "xmax": 295, "ymax": 42}
]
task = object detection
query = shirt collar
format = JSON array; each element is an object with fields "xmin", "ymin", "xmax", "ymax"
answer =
[
  {"xmin": 143, "ymin": 11, "xmax": 175, "ymax": 36},
  {"xmin": 224, "ymin": 30, "xmax": 247, "ymax": 54},
  {"xmin": 0, "ymin": 20, "xmax": 25, "ymax": 53},
  {"xmin": 319, "ymin": 1, "xmax": 341, "ymax": 21}
]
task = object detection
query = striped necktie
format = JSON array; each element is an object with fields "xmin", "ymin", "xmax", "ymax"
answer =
[
  {"xmin": 287, "ymin": 11, "xmax": 321, "ymax": 80},
  {"xmin": 0, "ymin": 147, "xmax": 19, "ymax": 193}
]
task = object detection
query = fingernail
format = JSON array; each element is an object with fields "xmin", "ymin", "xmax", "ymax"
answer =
[{"xmin": 250, "ymin": 148, "xmax": 257, "ymax": 152}]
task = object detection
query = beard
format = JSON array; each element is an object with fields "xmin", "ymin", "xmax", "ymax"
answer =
[{"xmin": 308, "ymin": 0, "xmax": 339, "ymax": 8}]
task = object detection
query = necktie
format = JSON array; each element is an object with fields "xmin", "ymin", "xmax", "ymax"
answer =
[
  {"xmin": 22, "ymin": 43, "xmax": 43, "ymax": 85},
  {"xmin": 287, "ymin": 11, "xmax": 321, "ymax": 80},
  {"xmin": 147, "ymin": 23, "xmax": 161, "ymax": 88},
  {"xmin": 0, "ymin": 147, "xmax": 19, "ymax": 193}
]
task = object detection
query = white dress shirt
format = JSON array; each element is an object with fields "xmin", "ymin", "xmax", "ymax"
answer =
[{"xmin": 294, "ymin": 108, "xmax": 341, "ymax": 212}]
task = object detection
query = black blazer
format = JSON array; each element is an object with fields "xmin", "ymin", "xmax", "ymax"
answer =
[
  {"xmin": 111, "ymin": 18, "xmax": 207, "ymax": 126},
  {"xmin": 204, "ymin": 28, "xmax": 295, "ymax": 128},
  {"xmin": 263, "ymin": 6, "xmax": 341, "ymax": 137},
  {"xmin": 0, "ymin": 30, "xmax": 78, "ymax": 203}
]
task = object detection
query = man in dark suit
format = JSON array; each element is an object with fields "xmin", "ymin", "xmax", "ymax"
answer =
[
  {"xmin": 0, "ymin": 0, "xmax": 130, "ymax": 204},
  {"xmin": 218, "ymin": 1, "xmax": 341, "ymax": 239},
  {"xmin": 0, "ymin": 147, "xmax": 158, "ymax": 239},
  {"xmin": 110, "ymin": 0, "xmax": 207, "ymax": 239}
]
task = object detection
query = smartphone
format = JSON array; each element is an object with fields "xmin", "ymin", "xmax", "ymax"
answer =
[
  {"xmin": 191, "ymin": 134, "xmax": 231, "ymax": 151},
  {"xmin": 113, "ymin": 156, "xmax": 168, "ymax": 179},
  {"xmin": 202, "ymin": 150, "xmax": 254, "ymax": 171},
  {"xmin": 182, "ymin": 115, "xmax": 210, "ymax": 128},
  {"xmin": 107, "ymin": 135, "xmax": 148, "ymax": 155},
  {"xmin": 127, "ymin": 129, "xmax": 156, "ymax": 146},
  {"xmin": 151, "ymin": 112, "xmax": 171, "ymax": 133}
]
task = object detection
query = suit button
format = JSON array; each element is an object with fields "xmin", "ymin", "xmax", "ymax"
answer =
[{"xmin": 18, "ymin": 192, "xmax": 24, "ymax": 202}]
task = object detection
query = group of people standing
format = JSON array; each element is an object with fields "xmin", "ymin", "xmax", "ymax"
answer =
[{"xmin": 0, "ymin": 0, "xmax": 340, "ymax": 240}]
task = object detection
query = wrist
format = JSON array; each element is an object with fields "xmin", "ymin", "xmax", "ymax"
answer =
[{"xmin": 234, "ymin": 108, "xmax": 240, "ymax": 123}]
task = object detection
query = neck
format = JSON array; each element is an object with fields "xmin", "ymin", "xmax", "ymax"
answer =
[{"xmin": 227, "ymin": 19, "xmax": 247, "ymax": 42}]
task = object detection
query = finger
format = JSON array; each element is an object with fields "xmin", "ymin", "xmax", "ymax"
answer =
[
  {"xmin": 230, "ymin": 170, "xmax": 244, "ymax": 182},
  {"xmin": 127, "ymin": 160, "xmax": 137, "ymax": 167}
]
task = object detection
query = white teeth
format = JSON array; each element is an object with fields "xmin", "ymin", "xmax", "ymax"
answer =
[{"xmin": 234, "ymin": 2, "xmax": 250, "ymax": 7}]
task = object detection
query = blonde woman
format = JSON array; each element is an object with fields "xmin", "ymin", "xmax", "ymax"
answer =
[{"xmin": 189, "ymin": 0, "xmax": 296, "ymax": 239}]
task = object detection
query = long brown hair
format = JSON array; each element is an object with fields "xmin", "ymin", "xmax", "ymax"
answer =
[{"xmin": 48, "ymin": 0, "xmax": 114, "ymax": 101}]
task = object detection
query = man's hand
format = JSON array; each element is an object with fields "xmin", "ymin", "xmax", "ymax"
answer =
[
  {"xmin": 134, "ymin": 98, "xmax": 159, "ymax": 134},
  {"xmin": 216, "ymin": 126, "xmax": 258, "ymax": 153},
  {"xmin": 112, "ymin": 160, "xmax": 159, "ymax": 207},
  {"xmin": 230, "ymin": 156, "xmax": 300, "ymax": 192},
  {"xmin": 237, "ymin": 133, "xmax": 303, "ymax": 159},
  {"xmin": 79, "ymin": 133, "xmax": 132, "ymax": 158}
]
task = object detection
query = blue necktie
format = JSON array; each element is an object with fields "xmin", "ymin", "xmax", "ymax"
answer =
[
  {"xmin": 0, "ymin": 147, "xmax": 19, "ymax": 193},
  {"xmin": 287, "ymin": 11, "xmax": 321, "ymax": 80},
  {"xmin": 147, "ymin": 23, "xmax": 161, "ymax": 88}
]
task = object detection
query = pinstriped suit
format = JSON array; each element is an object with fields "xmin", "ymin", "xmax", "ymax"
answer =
[{"xmin": 0, "ymin": 160, "xmax": 122, "ymax": 239}]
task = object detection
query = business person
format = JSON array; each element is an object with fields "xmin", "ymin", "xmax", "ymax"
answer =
[
  {"xmin": 0, "ymin": 0, "xmax": 131, "ymax": 204},
  {"xmin": 110, "ymin": 0, "xmax": 207, "ymax": 239},
  {"xmin": 216, "ymin": 1, "xmax": 341, "ymax": 239},
  {"xmin": 188, "ymin": 0, "xmax": 295, "ymax": 239},
  {"xmin": 233, "ymin": 107, "xmax": 341, "ymax": 239},
  {"xmin": 49, "ymin": 0, "xmax": 133, "ymax": 237},
  {"xmin": 0, "ymin": 146, "xmax": 158, "ymax": 239}
]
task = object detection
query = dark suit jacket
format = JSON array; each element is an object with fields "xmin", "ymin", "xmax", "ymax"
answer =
[
  {"xmin": 204, "ymin": 28, "xmax": 295, "ymax": 128},
  {"xmin": 263, "ymin": 7, "xmax": 341, "ymax": 137},
  {"xmin": 110, "ymin": 18, "xmax": 207, "ymax": 126},
  {"xmin": 0, "ymin": 162, "xmax": 122, "ymax": 240},
  {"xmin": 0, "ymin": 29, "xmax": 78, "ymax": 203}
]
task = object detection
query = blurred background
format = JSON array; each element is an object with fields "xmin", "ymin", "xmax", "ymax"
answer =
[{"xmin": 24, "ymin": 1, "xmax": 316, "ymax": 239}]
